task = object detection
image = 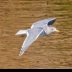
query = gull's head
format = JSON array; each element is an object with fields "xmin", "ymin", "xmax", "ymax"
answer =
[{"xmin": 50, "ymin": 27, "xmax": 60, "ymax": 33}]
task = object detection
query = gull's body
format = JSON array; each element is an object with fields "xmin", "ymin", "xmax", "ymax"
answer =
[{"xmin": 15, "ymin": 18, "xmax": 59, "ymax": 56}]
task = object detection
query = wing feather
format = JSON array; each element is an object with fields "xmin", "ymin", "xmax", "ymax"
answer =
[
  {"xmin": 19, "ymin": 27, "xmax": 44, "ymax": 56},
  {"xmin": 31, "ymin": 18, "xmax": 56, "ymax": 28}
]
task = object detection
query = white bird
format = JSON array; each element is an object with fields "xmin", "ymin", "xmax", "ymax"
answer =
[{"xmin": 15, "ymin": 18, "xmax": 60, "ymax": 56}]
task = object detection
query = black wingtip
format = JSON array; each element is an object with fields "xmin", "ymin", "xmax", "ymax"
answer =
[{"xmin": 48, "ymin": 18, "xmax": 56, "ymax": 26}]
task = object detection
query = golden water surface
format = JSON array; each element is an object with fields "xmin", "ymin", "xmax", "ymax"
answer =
[{"xmin": 0, "ymin": 0, "xmax": 72, "ymax": 69}]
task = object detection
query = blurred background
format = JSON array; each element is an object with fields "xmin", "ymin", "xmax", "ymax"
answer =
[{"xmin": 0, "ymin": 0, "xmax": 72, "ymax": 69}]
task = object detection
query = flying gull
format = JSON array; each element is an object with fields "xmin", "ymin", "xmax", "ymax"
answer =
[{"xmin": 15, "ymin": 18, "xmax": 60, "ymax": 56}]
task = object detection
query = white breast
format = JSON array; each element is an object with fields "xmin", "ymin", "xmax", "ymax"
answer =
[{"xmin": 45, "ymin": 26, "xmax": 52, "ymax": 35}]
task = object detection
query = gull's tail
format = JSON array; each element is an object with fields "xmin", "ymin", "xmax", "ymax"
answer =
[
  {"xmin": 15, "ymin": 30, "xmax": 27, "ymax": 35},
  {"xmin": 15, "ymin": 29, "xmax": 28, "ymax": 56}
]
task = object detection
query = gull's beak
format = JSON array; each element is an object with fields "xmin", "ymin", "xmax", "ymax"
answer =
[{"xmin": 56, "ymin": 30, "xmax": 60, "ymax": 32}]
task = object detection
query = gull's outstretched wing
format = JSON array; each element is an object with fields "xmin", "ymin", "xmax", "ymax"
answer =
[
  {"xmin": 19, "ymin": 27, "xmax": 44, "ymax": 56},
  {"xmin": 31, "ymin": 18, "xmax": 56, "ymax": 28}
]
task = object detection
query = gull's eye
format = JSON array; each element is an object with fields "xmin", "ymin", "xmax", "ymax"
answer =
[{"xmin": 52, "ymin": 28, "xmax": 54, "ymax": 30}]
